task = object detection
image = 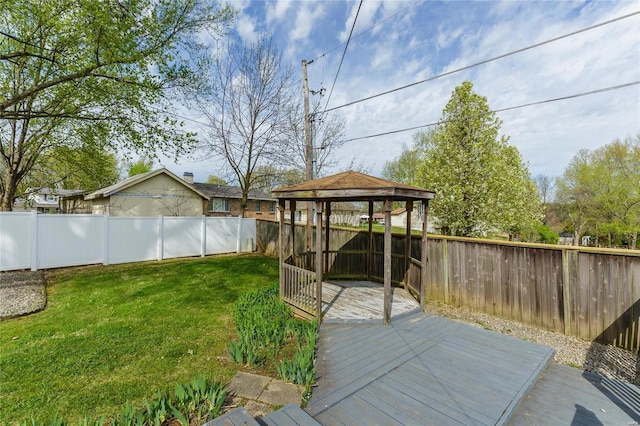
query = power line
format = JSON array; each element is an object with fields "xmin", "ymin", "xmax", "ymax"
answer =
[
  {"xmin": 324, "ymin": 10, "xmax": 640, "ymax": 114},
  {"xmin": 322, "ymin": 0, "xmax": 363, "ymax": 115},
  {"xmin": 310, "ymin": 1, "xmax": 421, "ymax": 63},
  {"xmin": 342, "ymin": 81, "xmax": 640, "ymax": 142}
]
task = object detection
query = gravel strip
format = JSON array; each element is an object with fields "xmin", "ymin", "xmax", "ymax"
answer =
[
  {"xmin": 0, "ymin": 270, "xmax": 46, "ymax": 319},
  {"xmin": 424, "ymin": 301, "xmax": 639, "ymax": 386}
]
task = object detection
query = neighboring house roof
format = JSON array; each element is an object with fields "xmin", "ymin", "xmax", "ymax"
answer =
[
  {"xmin": 193, "ymin": 183, "xmax": 274, "ymax": 202},
  {"xmin": 85, "ymin": 168, "xmax": 209, "ymax": 201},
  {"xmin": 36, "ymin": 188, "xmax": 86, "ymax": 197}
]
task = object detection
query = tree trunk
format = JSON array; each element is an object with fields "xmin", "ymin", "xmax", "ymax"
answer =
[{"xmin": 1, "ymin": 168, "xmax": 17, "ymax": 211}]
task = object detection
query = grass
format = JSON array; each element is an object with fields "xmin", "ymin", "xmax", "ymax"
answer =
[{"xmin": 0, "ymin": 254, "xmax": 279, "ymax": 424}]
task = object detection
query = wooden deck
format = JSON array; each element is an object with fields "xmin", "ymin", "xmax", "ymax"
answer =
[
  {"xmin": 509, "ymin": 363, "xmax": 640, "ymax": 425},
  {"xmin": 321, "ymin": 280, "xmax": 419, "ymax": 321},
  {"xmin": 307, "ymin": 309, "xmax": 555, "ymax": 425}
]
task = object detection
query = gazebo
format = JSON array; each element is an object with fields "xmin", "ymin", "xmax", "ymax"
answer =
[{"xmin": 272, "ymin": 171, "xmax": 435, "ymax": 324}]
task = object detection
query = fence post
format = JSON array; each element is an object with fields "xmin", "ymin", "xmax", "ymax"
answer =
[
  {"xmin": 30, "ymin": 210, "xmax": 38, "ymax": 271},
  {"xmin": 236, "ymin": 215, "xmax": 242, "ymax": 253},
  {"xmin": 157, "ymin": 216, "xmax": 164, "ymax": 261},
  {"xmin": 201, "ymin": 216, "xmax": 206, "ymax": 257},
  {"xmin": 103, "ymin": 214, "xmax": 109, "ymax": 265},
  {"xmin": 562, "ymin": 248, "xmax": 576, "ymax": 336},
  {"xmin": 443, "ymin": 239, "xmax": 449, "ymax": 304}
]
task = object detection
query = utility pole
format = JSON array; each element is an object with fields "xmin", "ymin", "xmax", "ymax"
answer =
[{"xmin": 302, "ymin": 59, "xmax": 313, "ymax": 251}]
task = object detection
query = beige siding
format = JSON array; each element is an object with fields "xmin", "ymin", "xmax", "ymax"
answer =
[{"xmin": 104, "ymin": 174, "xmax": 203, "ymax": 216}]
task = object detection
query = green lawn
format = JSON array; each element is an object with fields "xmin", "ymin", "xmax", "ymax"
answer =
[{"xmin": 0, "ymin": 254, "xmax": 279, "ymax": 423}]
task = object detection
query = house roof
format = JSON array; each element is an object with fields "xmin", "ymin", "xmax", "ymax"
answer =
[
  {"xmin": 193, "ymin": 183, "xmax": 274, "ymax": 201},
  {"xmin": 84, "ymin": 168, "xmax": 209, "ymax": 201},
  {"xmin": 272, "ymin": 171, "xmax": 435, "ymax": 202}
]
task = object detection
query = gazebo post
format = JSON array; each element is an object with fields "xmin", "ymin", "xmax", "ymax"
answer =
[
  {"xmin": 290, "ymin": 200, "xmax": 296, "ymax": 261},
  {"xmin": 324, "ymin": 201, "xmax": 331, "ymax": 274},
  {"xmin": 315, "ymin": 200, "xmax": 324, "ymax": 321},
  {"xmin": 383, "ymin": 199, "xmax": 392, "ymax": 325},
  {"xmin": 405, "ymin": 200, "xmax": 413, "ymax": 288},
  {"xmin": 420, "ymin": 200, "xmax": 429, "ymax": 311},
  {"xmin": 367, "ymin": 200, "xmax": 373, "ymax": 281},
  {"xmin": 278, "ymin": 199, "xmax": 286, "ymax": 300}
]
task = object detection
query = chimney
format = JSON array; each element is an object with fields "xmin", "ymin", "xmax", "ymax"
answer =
[{"xmin": 183, "ymin": 172, "xmax": 194, "ymax": 184}]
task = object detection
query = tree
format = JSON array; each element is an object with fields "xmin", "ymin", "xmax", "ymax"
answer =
[
  {"xmin": 534, "ymin": 174, "xmax": 555, "ymax": 225},
  {"xmin": 556, "ymin": 135, "xmax": 640, "ymax": 248},
  {"xmin": 193, "ymin": 36, "xmax": 296, "ymax": 216},
  {"xmin": 20, "ymin": 145, "xmax": 120, "ymax": 193},
  {"xmin": 251, "ymin": 165, "xmax": 304, "ymax": 194},
  {"xmin": 276, "ymin": 100, "xmax": 347, "ymax": 178},
  {"xmin": 382, "ymin": 130, "xmax": 432, "ymax": 184},
  {"xmin": 206, "ymin": 175, "xmax": 227, "ymax": 185},
  {"xmin": 415, "ymin": 81, "xmax": 541, "ymax": 237},
  {"xmin": 0, "ymin": 0, "xmax": 234, "ymax": 210},
  {"xmin": 127, "ymin": 157, "xmax": 154, "ymax": 177}
]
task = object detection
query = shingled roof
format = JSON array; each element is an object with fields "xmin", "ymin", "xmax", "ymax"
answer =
[{"xmin": 271, "ymin": 171, "xmax": 435, "ymax": 201}]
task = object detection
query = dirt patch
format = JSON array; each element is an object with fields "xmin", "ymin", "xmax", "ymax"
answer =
[{"xmin": 0, "ymin": 270, "xmax": 46, "ymax": 319}]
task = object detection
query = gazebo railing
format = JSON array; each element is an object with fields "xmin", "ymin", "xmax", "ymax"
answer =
[{"xmin": 282, "ymin": 256, "xmax": 318, "ymax": 319}]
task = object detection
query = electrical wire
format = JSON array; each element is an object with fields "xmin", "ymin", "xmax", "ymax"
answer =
[
  {"xmin": 342, "ymin": 81, "xmax": 640, "ymax": 142},
  {"xmin": 310, "ymin": 0, "xmax": 421, "ymax": 63},
  {"xmin": 324, "ymin": 10, "xmax": 640, "ymax": 114},
  {"xmin": 322, "ymin": 0, "xmax": 363, "ymax": 115}
]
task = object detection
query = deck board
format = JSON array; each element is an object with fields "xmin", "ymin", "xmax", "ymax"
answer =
[
  {"xmin": 509, "ymin": 363, "xmax": 640, "ymax": 425},
  {"xmin": 307, "ymin": 305, "xmax": 555, "ymax": 425},
  {"xmin": 321, "ymin": 280, "xmax": 419, "ymax": 321},
  {"xmin": 304, "ymin": 280, "xmax": 640, "ymax": 425}
]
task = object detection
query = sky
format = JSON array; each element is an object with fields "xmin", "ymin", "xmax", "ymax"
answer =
[{"xmin": 158, "ymin": 0, "xmax": 640, "ymax": 184}]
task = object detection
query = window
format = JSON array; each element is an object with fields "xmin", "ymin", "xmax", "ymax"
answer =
[
  {"xmin": 295, "ymin": 211, "xmax": 302, "ymax": 223},
  {"xmin": 209, "ymin": 198, "xmax": 229, "ymax": 212},
  {"xmin": 269, "ymin": 202, "xmax": 275, "ymax": 212},
  {"xmin": 255, "ymin": 201, "xmax": 261, "ymax": 212}
]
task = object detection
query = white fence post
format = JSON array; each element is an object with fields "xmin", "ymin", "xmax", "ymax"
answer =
[
  {"xmin": 103, "ymin": 214, "xmax": 109, "ymax": 265},
  {"xmin": 236, "ymin": 215, "xmax": 242, "ymax": 253},
  {"xmin": 201, "ymin": 215, "xmax": 206, "ymax": 257},
  {"xmin": 30, "ymin": 210, "xmax": 38, "ymax": 271},
  {"xmin": 157, "ymin": 216, "xmax": 164, "ymax": 261}
]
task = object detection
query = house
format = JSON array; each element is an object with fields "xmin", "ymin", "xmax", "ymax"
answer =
[
  {"xmin": 389, "ymin": 206, "xmax": 438, "ymax": 233},
  {"xmin": 283, "ymin": 201, "xmax": 362, "ymax": 225},
  {"xmin": 13, "ymin": 188, "xmax": 86, "ymax": 214},
  {"xmin": 192, "ymin": 178, "xmax": 276, "ymax": 219},
  {"xmin": 83, "ymin": 168, "xmax": 208, "ymax": 216}
]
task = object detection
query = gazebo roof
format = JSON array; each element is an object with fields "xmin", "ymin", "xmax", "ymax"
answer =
[{"xmin": 272, "ymin": 171, "xmax": 435, "ymax": 202}]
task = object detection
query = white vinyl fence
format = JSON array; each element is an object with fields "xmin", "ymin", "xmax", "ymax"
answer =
[{"xmin": 0, "ymin": 212, "xmax": 256, "ymax": 272}]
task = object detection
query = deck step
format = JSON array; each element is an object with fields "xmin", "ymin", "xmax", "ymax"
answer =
[
  {"xmin": 259, "ymin": 403, "xmax": 321, "ymax": 426},
  {"xmin": 205, "ymin": 407, "xmax": 259, "ymax": 426}
]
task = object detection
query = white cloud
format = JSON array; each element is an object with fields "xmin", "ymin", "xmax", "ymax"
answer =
[
  {"xmin": 290, "ymin": 3, "xmax": 326, "ymax": 41},
  {"xmin": 235, "ymin": 13, "xmax": 258, "ymax": 43},
  {"xmin": 266, "ymin": 0, "xmax": 292, "ymax": 25}
]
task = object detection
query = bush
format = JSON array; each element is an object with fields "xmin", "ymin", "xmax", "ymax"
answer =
[{"xmin": 536, "ymin": 224, "xmax": 559, "ymax": 244}]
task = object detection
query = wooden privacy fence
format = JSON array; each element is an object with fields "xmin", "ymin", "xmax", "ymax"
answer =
[{"xmin": 257, "ymin": 220, "xmax": 640, "ymax": 351}]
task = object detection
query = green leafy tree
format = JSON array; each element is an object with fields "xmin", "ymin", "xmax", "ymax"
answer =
[
  {"xmin": 127, "ymin": 157, "xmax": 154, "ymax": 177},
  {"xmin": 382, "ymin": 130, "xmax": 432, "ymax": 185},
  {"xmin": 415, "ymin": 81, "xmax": 541, "ymax": 237},
  {"xmin": 206, "ymin": 175, "xmax": 227, "ymax": 185},
  {"xmin": 0, "ymin": 0, "xmax": 234, "ymax": 210},
  {"xmin": 20, "ymin": 145, "xmax": 119, "ymax": 193},
  {"xmin": 556, "ymin": 134, "xmax": 640, "ymax": 248}
]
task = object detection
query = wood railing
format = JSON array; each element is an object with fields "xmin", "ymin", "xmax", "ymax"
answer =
[
  {"xmin": 260, "ymin": 220, "xmax": 640, "ymax": 351},
  {"xmin": 282, "ymin": 257, "xmax": 318, "ymax": 319}
]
